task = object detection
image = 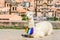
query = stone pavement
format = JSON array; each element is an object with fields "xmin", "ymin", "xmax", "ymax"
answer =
[{"xmin": 0, "ymin": 29, "xmax": 60, "ymax": 40}]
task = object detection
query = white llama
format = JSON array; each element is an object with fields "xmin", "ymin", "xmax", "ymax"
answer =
[
  {"xmin": 26, "ymin": 11, "xmax": 35, "ymax": 28},
  {"xmin": 26, "ymin": 11, "xmax": 53, "ymax": 38}
]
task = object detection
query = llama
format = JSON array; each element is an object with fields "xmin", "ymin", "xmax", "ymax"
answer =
[
  {"xmin": 26, "ymin": 11, "xmax": 35, "ymax": 28},
  {"xmin": 25, "ymin": 11, "xmax": 53, "ymax": 38}
]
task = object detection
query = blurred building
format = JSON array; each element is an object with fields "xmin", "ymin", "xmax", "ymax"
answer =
[
  {"xmin": 0, "ymin": 0, "xmax": 35, "ymax": 15},
  {"xmin": 35, "ymin": 0, "xmax": 60, "ymax": 19},
  {"xmin": 0, "ymin": 0, "xmax": 60, "ymax": 19},
  {"xmin": 0, "ymin": 0, "xmax": 35, "ymax": 27}
]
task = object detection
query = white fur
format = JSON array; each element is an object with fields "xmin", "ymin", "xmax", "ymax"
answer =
[
  {"xmin": 34, "ymin": 21, "xmax": 53, "ymax": 38},
  {"xmin": 26, "ymin": 11, "xmax": 53, "ymax": 38},
  {"xmin": 26, "ymin": 11, "xmax": 34, "ymax": 28}
]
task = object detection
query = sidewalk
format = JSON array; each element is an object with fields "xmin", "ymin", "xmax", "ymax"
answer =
[{"xmin": 0, "ymin": 29, "xmax": 60, "ymax": 40}]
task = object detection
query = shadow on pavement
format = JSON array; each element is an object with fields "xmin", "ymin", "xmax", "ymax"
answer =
[{"xmin": 21, "ymin": 34, "xmax": 34, "ymax": 38}]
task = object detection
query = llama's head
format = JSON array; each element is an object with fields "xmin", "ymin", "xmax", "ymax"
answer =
[{"xmin": 26, "ymin": 11, "xmax": 35, "ymax": 20}]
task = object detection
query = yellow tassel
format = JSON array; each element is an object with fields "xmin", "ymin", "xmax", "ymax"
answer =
[{"xmin": 25, "ymin": 26, "xmax": 28, "ymax": 32}]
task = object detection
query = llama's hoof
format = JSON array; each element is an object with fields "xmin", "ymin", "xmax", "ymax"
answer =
[
  {"xmin": 21, "ymin": 34, "xmax": 34, "ymax": 38},
  {"xmin": 28, "ymin": 35, "xmax": 34, "ymax": 38}
]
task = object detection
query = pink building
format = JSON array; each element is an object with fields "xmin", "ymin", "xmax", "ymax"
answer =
[
  {"xmin": 35, "ymin": 0, "xmax": 60, "ymax": 20},
  {"xmin": 0, "ymin": 0, "xmax": 60, "ymax": 20},
  {"xmin": 0, "ymin": 0, "xmax": 35, "ymax": 27}
]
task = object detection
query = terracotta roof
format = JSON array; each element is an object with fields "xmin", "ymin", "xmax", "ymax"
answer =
[{"xmin": 17, "ymin": 6, "xmax": 26, "ymax": 12}]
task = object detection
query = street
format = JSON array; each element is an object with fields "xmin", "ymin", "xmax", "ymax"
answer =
[{"xmin": 0, "ymin": 29, "xmax": 59, "ymax": 40}]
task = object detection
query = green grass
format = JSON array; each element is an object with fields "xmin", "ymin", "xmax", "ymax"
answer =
[
  {"xmin": 53, "ymin": 28, "xmax": 60, "ymax": 30},
  {"xmin": 22, "ymin": 16, "xmax": 27, "ymax": 21},
  {"xmin": 47, "ymin": 17, "xmax": 58, "ymax": 21},
  {"xmin": 0, "ymin": 26, "xmax": 25, "ymax": 29},
  {"xmin": 0, "ymin": 26, "xmax": 60, "ymax": 30}
]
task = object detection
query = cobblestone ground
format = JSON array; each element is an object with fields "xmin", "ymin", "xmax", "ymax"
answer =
[{"xmin": 0, "ymin": 29, "xmax": 60, "ymax": 40}]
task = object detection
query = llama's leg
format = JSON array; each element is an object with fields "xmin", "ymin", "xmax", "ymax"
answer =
[
  {"xmin": 39, "ymin": 32, "xmax": 45, "ymax": 38},
  {"xmin": 34, "ymin": 32, "xmax": 45, "ymax": 38},
  {"xmin": 47, "ymin": 29, "xmax": 53, "ymax": 36}
]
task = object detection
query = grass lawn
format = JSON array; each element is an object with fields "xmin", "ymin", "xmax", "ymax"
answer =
[
  {"xmin": 0, "ymin": 26, "xmax": 25, "ymax": 29},
  {"xmin": 53, "ymin": 28, "xmax": 60, "ymax": 30},
  {"xmin": 0, "ymin": 26, "xmax": 60, "ymax": 30}
]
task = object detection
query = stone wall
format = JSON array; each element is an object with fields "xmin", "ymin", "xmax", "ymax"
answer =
[
  {"xmin": 51, "ymin": 22, "xmax": 60, "ymax": 29},
  {"xmin": 0, "ymin": 21, "xmax": 60, "ymax": 29},
  {"xmin": 20, "ymin": 21, "xmax": 60, "ymax": 29}
]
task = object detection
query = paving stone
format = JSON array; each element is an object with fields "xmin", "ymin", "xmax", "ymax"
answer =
[{"xmin": 0, "ymin": 29, "xmax": 60, "ymax": 40}]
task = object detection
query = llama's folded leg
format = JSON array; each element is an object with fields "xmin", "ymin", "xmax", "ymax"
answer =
[
  {"xmin": 47, "ymin": 29, "xmax": 53, "ymax": 36},
  {"xmin": 34, "ymin": 32, "xmax": 45, "ymax": 38},
  {"xmin": 39, "ymin": 33, "xmax": 45, "ymax": 38}
]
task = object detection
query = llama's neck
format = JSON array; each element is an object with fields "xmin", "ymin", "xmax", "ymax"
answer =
[{"xmin": 28, "ymin": 17, "xmax": 34, "ymax": 28}]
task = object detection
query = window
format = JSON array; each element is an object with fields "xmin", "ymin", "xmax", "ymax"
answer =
[
  {"xmin": 55, "ymin": 4, "xmax": 60, "ymax": 7},
  {"xmin": 38, "ymin": 9, "xmax": 40, "ymax": 11},
  {"xmin": 6, "ymin": 3, "xmax": 10, "ymax": 7},
  {"xmin": 7, "ymin": 4, "xmax": 8, "ymax": 7},
  {"xmin": 39, "ymin": 1, "xmax": 40, "ymax": 3},
  {"xmin": 52, "ymin": 13, "xmax": 54, "ymax": 16},
  {"xmin": 12, "ymin": 6, "xmax": 17, "ymax": 11},
  {"xmin": 37, "ymin": 1, "xmax": 40, "ymax": 4},
  {"xmin": 22, "ymin": 2, "xmax": 30, "ymax": 7},
  {"xmin": 13, "ymin": 7, "xmax": 14, "ymax": 10},
  {"xmin": 47, "ymin": 0, "xmax": 53, "ymax": 4},
  {"xmin": 44, "ymin": 13, "xmax": 46, "ymax": 17},
  {"xmin": 15, "ymin": 7, "xmax": 16, "ymax": 10},
  {"xmin": 40, "ymin": 0, "xmax": 43, "ymax": 4}
]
